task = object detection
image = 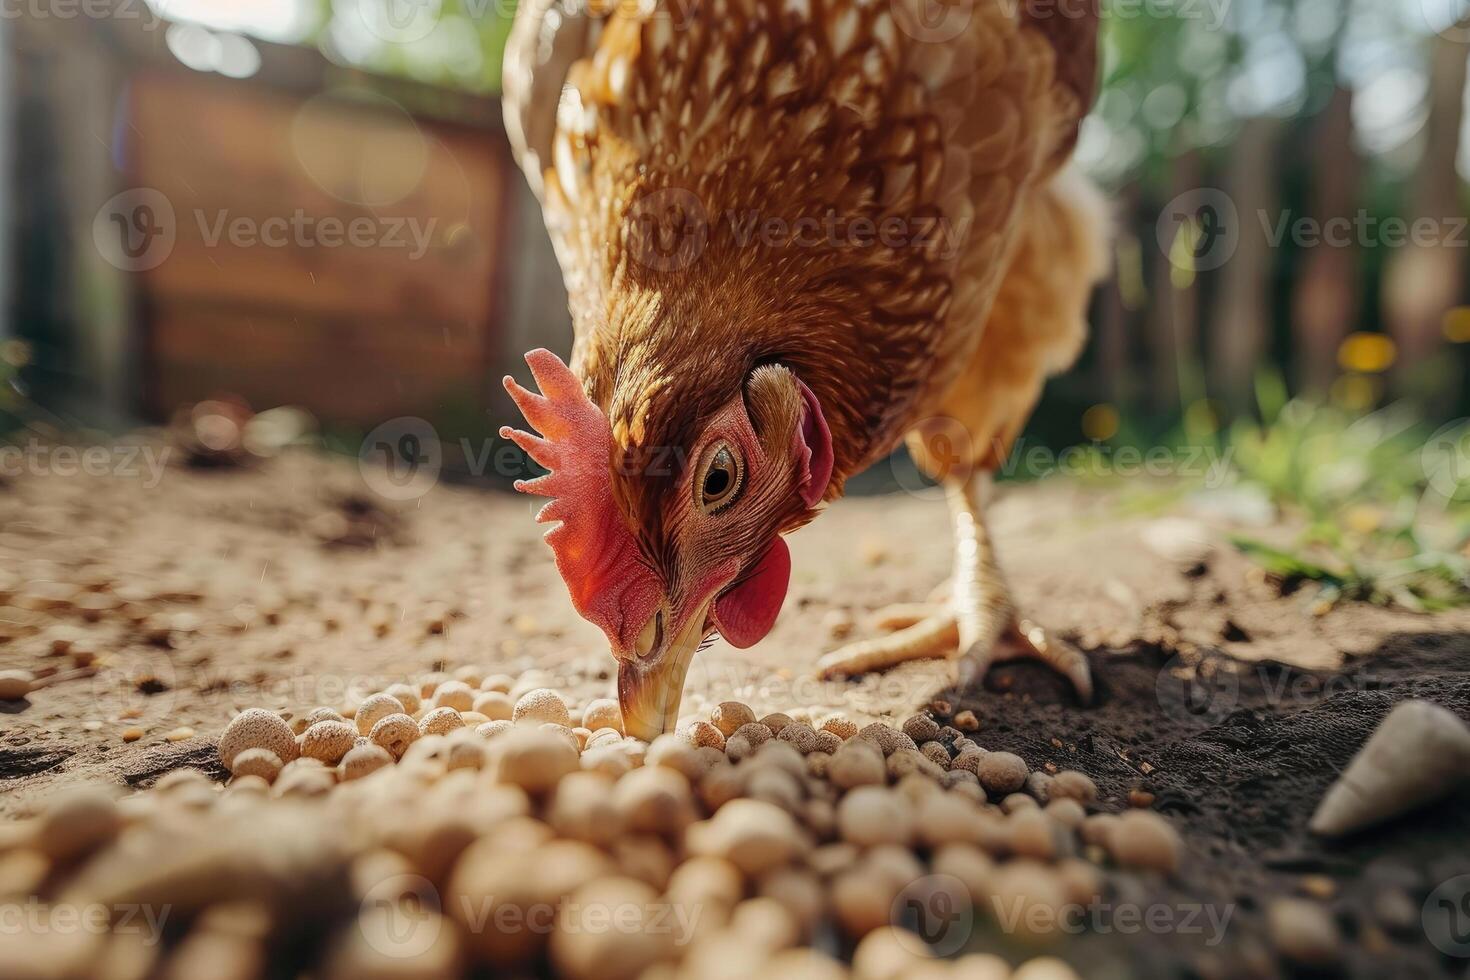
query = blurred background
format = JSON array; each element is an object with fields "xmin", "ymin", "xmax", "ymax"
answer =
[{"xmin": 1, "ymin": 0, "xmax": 1469, "ymax": 599}]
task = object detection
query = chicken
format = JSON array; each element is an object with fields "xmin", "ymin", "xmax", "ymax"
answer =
[{"xmin": 501, "ymin": 0, "xmax": 1109, "ymax": 738}]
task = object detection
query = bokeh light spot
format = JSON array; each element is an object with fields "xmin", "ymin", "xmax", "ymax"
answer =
[
  {"xmin": 1337, "ymin": 333, "xmax": 1397, "ymax": 374},
  {"xmin": 1082, "ymin": 403, "xmax": 1120, "ymax": 442},
  {"xmin": 1443, "ymin": 307, "xmax": 1470, "ymax": 343}
]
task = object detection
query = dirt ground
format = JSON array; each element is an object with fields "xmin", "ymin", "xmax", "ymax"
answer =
[{"xmin": 3, "ymin": 444, "xmax": 1470, "ymax": 976}]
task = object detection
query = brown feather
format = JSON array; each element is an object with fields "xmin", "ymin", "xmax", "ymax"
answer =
[{"xmin": 504, "ymin": 0, "xmax": 1102, "ymax": 561}]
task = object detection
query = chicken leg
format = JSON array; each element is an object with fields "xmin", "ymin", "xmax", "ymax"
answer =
[{"xmin": 815, "ymin": 469, "xmax": 1093, "ymax": 703}]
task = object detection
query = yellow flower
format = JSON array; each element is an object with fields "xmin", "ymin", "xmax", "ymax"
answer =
[
  {"xmin": 1081, "ymin": 403, "xmax": 1119, "ymax": 442},
  {"xmin": 1344, "ymin": 505, "xmax": 1383, "ymax": 535},
  {"xmin": 1330, "ymin": 374, "xmax": 1380, "ymax": 412},
  {"xmin": 1444, "ymin": 307, "xmax": 1470, "ymax": 343},
  {"xmin": 1337, "ymin": 333, "xmax": 1397, "ymax": 374}
]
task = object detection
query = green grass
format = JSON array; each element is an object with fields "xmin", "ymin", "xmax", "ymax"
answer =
[{"xmin": 1102, "ymin": 372, "xmax": 1470, "ymax": 611}]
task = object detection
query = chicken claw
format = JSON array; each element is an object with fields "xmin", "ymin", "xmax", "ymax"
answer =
[
  {"xmin": 815, "ymin": 609, "xmax": 959, "ymax": 677},
  {"xmin": 814, "ymin": 471, "xmax": 1093, "ymax": 703},
  {"xmin": 960, "ymin": 618, "xmax": 1094, "ymax": 703},
  {"xmin": 816, "ymin": 605, "xmax": 1093, "ymax": 704}
]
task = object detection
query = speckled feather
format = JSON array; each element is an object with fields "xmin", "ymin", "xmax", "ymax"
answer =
[{"xmin": 504, "ymin": 0, "xmax": 1100, "ymax": 504}]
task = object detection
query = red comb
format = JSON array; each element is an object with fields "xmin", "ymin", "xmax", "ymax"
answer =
[{"xmin": 500, "ymin": 349, "xmax": 661, "ymax": 652}]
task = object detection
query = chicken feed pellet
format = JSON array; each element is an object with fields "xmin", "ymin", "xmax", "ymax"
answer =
[
  {"xmin": 0, "ymin": 668, "xmax": 36, "ymax": 700},
  {"xmin": 352, "ymin": 692, "xmax": 405, "ymax": 735},
  {"xmin": 0, "ymin": 674, "xmax": 1202, "ymax": 980}
]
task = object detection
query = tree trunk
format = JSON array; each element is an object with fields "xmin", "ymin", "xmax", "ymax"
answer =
[
  {"xmin": 1293, "ymin": 87, "xmax": 1362, "ymax": 397},
  {"xmin": 0, "ymin": 18, "xmax": 12, "ymax": 346},
  {"xmin": 1148, "ymin": 150, "xmax": 1204, "ymax": 418},
  {"xmin": 1383, "ymin": 29, "xmax": 1468, "ymax": 401},
  {"xmin": 1211, "ymin": 116, "xmax": 1282, "ymax": 413},
  {"xmin": 1093, "ymin": 182, "xmax": 1138, "ymax": 410}
]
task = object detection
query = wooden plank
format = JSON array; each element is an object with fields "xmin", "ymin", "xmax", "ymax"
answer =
[
  {"xmin": 130, "ymin": 71, "xmax": 508, "ymax": 324},
  {"xmin": 149, "ymin": 303, "xmax": 489, "ymax": 425}
]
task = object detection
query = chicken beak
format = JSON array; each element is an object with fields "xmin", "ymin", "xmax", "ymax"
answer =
[{"xmin": 617, "ymin": 603, "xmax": 711, "ymax": 741}]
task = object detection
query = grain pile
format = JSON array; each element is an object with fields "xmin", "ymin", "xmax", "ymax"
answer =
[{"xmin": 0, "ymin": 672, "xmax": 1189, "ymax": 980}]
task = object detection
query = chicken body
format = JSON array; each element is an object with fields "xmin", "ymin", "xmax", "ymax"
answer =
[{"xmin": 503, "ymin": 0, "xmax": 1108, "ymax": 731}]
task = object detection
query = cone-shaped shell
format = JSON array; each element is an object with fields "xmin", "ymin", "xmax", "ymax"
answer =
[{"xmin": 1310, "ymin": 700, "xmax": 1470, "ymax": 838}]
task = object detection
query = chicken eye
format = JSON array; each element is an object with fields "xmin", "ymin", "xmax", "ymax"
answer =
[{"xmin": 698, "ymin": 444, "xmax": 744, "ymax": 514}]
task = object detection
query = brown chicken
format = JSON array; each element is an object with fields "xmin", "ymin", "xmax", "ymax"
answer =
[{"xmin": 501, "ymin": 0, "xmax": 1110, "ymax": 738}]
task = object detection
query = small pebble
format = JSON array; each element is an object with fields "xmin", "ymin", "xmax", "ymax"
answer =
[
  {"xmin": 1108, "ymin": 810, "xmax": 1181, "ymax": 873},
  {"xmin": 1267, "ymin": 898, "xmax": 1341, "ymax": 966}
]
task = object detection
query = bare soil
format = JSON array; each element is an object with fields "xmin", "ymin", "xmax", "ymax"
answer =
[{"xmin": 2, "ymin": 446, "xmax": 1469, "ymax": 976}]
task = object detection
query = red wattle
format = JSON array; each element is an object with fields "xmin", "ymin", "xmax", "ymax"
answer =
[
  {"xmin": 794, "ymin": 378, "xmax": 833, "ymax": 508},
  {"xmin": 712, "ymin": 537, "xmax": 791, "ymax": 648}
]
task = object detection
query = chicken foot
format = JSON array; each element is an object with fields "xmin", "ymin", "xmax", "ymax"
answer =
[{"xmin": 815, "ymin": 470, "xmax": 1093, "ymax": 703}]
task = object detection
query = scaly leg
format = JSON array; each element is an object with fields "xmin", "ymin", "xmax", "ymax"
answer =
[{"xmin": 816, "ymin": 470, "xmax": 1092, "ymax": 703}]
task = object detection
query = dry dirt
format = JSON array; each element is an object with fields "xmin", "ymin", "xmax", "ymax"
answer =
[{"xmin": 3, "ymin": 445, "xmax": 1469, "ymax": 976}]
